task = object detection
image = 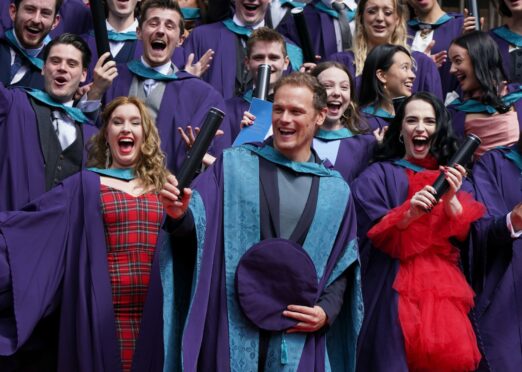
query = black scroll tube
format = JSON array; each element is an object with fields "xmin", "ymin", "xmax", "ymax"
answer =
[
  {"xmin": 253, "ymin": 64, "xmax": 271, "ymax": 101},
  {"xmin": 176, "ymin": 108, "xmax": 225, "ymax": 193},
  {"xmin": 291, "ymin": 8, "xmax": 316, "ymax": 63},
  {"xmin": 466, "ymin": 0, "xmax": 481, "ymax": 31},
  {"xmin": 90, "ymin": 0, "xmax": 113, "ymax": 61},
  {"xmin": 432, "ymin": 134, "xmax": 481, "ymax": 201}
]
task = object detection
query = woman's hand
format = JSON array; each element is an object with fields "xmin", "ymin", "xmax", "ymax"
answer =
[
  {"xmin": 462, "ymin": 8, "xmax": 484, "ymax": 34},
  {"xmin": 397, "ymin": 185, "xmax": 437, "ymax": 229},
  {"xmin": 283, "ymin": 305, "xmax": 327, "ymax": 333},
  {"xmin": 160, "ymin": 175, "xmax": 192, "ymax": 220},
  {"xmin": 441, "ymin": 164, "xmax": 466, "ymax": 217}
]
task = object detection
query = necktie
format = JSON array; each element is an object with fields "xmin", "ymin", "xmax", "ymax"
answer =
[
  {"xmin": 143, "ymin": 79, "xmax": 155, "ymax": 96},
  {"xmin": 332, "ymin": 2, "xmax": 353, "ymax": 51},
  {"xmin": 10, "ymin": 54, "xmax": 23, "ymax": 81},
  {"xmin": 51, "ymin": 111, "xmax": 77, "ymax": 150}
]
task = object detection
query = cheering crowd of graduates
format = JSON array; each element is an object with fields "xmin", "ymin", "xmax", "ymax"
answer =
[{"xmin": 0, "ymin": 0, "xmax": 522, "ymax": 371}]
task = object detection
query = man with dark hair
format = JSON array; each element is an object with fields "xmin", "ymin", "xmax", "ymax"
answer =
[
  {"xmin": 0, "ymin": 0, "xmax": 62, "ymax": 88},
  {"xmin": 160, "ymin": 72, "xmax": 362, "ymax": 371},
  {"xmin": 0, "ymin": 32, "xmax": 98, "ymax": 211},
  {"xmin": 183, "ymin": 0, "xmax": 302, "ymax": 99},
  {"xmin": 225, "ymin": 27, "xmax": 289, "ymax": 141},
  {"xmin": 0, "ymin": 32, "xmax": 99, "ymax": 370},
  {"xmin": 93, "ymin": 0, "xmax": 230, "ymax": 174}
]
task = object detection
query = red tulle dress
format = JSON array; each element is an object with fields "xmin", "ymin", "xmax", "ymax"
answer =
[{"xmin": 368, "ymin": 157, "xmax": 484, "ymax": 371}]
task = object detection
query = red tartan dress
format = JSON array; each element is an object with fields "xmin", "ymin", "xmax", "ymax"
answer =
[
  {"xmin": 100, "ymin": 185, "xmax": 163, "ymax": 372},
  {"xmin": 368, "ymin": 157, "xmax": 484, "ymax": 371}
]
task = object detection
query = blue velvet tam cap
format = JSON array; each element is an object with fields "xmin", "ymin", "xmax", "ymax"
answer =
[{"xmin": 235, "ymin": 238, "xmax": 319, "ymax": 331}]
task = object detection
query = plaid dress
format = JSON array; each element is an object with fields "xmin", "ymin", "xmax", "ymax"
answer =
[{"xmin": 101, "ymin": 185, "xmax": 163, "ymax": 372}]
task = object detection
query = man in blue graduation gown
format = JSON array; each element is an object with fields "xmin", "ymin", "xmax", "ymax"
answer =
[
  {"xmin": 471, "ymin": 142, "xmax": 522, "ymax": 371},
  {"xmin": 0, "ymin": 170, "xmax": 166, "ymax": 371},
  {"xmin": 0, "ymin": 0, "xmax": 62, "ymax": 89},
  {"xmin": 160, "ymin": 72, "xmax": 363, "ymax": 371},
  {"xmin": 92, "ymin": 0, "xmax": 230, "ymax": 174}
]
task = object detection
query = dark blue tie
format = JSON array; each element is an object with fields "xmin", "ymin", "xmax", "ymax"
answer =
[{"xmin": 10, "ymin": 54, "xmax": 23, "ymax": 81}]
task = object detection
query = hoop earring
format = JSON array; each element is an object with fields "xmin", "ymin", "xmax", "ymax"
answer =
[
  {"xmin": 399, "ymin": 134, "xmax": 404, "ymax": 144},
  {"xmin": 105, "ymin": 145, "xmax": 111, "ymax": 168}
]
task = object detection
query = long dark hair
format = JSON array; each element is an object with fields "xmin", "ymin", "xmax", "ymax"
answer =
[
  {"xmin": 498, "ymin": 0, "xmax": 512, "ymax": 17},
  {"xmin": 451, "ymin": 31, "xmax": 510, "ymax": 113},
  {"xmin": 310, "ymin": 61, "xmax": 367, "ymax": 133},
  {"xmin": 358, "ymin": 44, "xmax": 413, "ymax": 110},
  {"xmin": 373, "ymin": 92, "xmax": 459, "ymax": 165}
]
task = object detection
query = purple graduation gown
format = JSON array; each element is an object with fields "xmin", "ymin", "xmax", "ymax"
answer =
[
  {"xmin": 471, "ymin": 146, "xmax": 522, "ymax": 371},
  {"xmin": 276, "ymin": 2, "xmax": 342, "ymax": 61},
  {"xmin": 49, "ymin": 0, "xmax": 93, "ymax": 39},
  {"xmin": 183, "ymin": 21, "xmax": 246, "ymax": 99},
  {"xmin": 329, "ymin": 50, "xmax": 443, "ymax": 100},
  {"xmin": 104, "ymin": 64, "xmax": 231, "ymax": 173},
  {"xmin": 0, "ymin": 83, "xmax": 97, "ymax": 211},
  {"xmin": 447, "ymin": 84, "xmax": 522, "ymax": 139},
  {"xmin": 0, "ymin": 171, "xmax": 165, "ymax": 371},
  {"xmin": 352, "ymin": 160, "xmax": 475, "ymax": 371},
  {"xmin": 361, "ymin": 110, "xmax": 391, "ymax": 131},
  {"xmin": 224, "ymin": 95, "xmax": 250, "ymax": 141},
  {"xmin": 313, "ymin": 133, "xmax": 376, "ymax": 184},
  {"xmin": 407, "ymin": 13, "xmax": 463, "ymax": 96},
  {"xmin": 490, "ymin": 26, "xmax": 514, "ymax": 82}
]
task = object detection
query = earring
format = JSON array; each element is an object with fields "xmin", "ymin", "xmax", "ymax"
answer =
[
  {"xmin": 105, "ymin": 145, "xmax": 111, "ymax": 168},
  {"xmin": 399, "ymin": 134, "xmax": 404, "ymax": 144}
]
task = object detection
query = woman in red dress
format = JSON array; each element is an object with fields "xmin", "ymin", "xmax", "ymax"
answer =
[{"xmin": 353, "ymin": 92, "xmax": 484, "ymax": 371}]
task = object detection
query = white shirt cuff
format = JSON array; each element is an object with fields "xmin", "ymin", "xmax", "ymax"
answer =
[{"xmin": 506, "ymin": 212, "xmax": 522, "ymax": 238}]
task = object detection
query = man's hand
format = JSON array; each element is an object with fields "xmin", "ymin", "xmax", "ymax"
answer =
[
  {"xmin": 462, "ymin": 8, "xmax": 484, "ymax": 34},
  {"xmin": 159, "ymin": 175, "xmax": 192, "ymax": 220},
  {"xmin": 87, "ymin": 52, "xmax": 118, "ymax": 100},
  {"xmin": 184, "ymin": 49, "xmax": 214, "ymax": 77},
  {"xmin": 283, "ymin": 305, "xmax": 327, "ymax": 333}
]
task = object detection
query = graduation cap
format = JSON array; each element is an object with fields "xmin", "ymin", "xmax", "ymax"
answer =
[{"xmin": 235, "ymin": 238, "xmax": 319, "ymax": 331}]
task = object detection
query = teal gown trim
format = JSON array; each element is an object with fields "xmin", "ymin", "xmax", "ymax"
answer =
[
  {"xmin": 315, "ymin": 128, "xmax": 353, "ymax": 141},
  {"xmin": 393, "ymin": 158, "xmax": 426, "ymax": 173},
  {"xmin": 127, "ymin": 60, "xmax": 178, "ymax": 81},
  {"xmin": 87, "ymin": 167, "xmax": 136, "ymax": 180}
]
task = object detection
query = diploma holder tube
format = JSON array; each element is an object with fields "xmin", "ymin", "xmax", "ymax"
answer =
[
  {"xmin": 253, "ymin": 64, "xmax": 271, "ymax": 101},
  {"xmin": 176, "ymin": 108, "xmax": 225, "ymax": 193},
  {"xmin": 431, "ymin": 133, "xmax": 481, "ymax": 201},
  {"xmin": 466, "ymin": 0, "xmax": 480, "ymax": 31},
  {"xmin": 90, "ymin": 0, "xmax": 112, "ymax": 61},
  {"xmin": 291, "ymin": 8, "xmax": 316, "ymax": 63}
]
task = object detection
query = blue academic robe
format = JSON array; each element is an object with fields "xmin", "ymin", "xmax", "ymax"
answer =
[
  {"xmin": 352, "ymin": 160, "xmax": 475, "ymax": 371},
  {"xmin": 276, "ymin": 1, "xmax": 348, "ymax": 61},
  {"xmin": 329, "ymin": 50, "xmax": 443, "ymax": 100},
  {"xmin": 471, "ymin": 146, "xmax": 522, "ymax": 372},
  {"xmin": 161, "ymin": 142, "xmax": 363, "ymax": 372},
  {"xmin": 407, "ymin": 13, "xmax": 464, "ymax": 97},
  {"xmin": 0, "ymin": 83, "xmax": 97, "ymax": 212},
  {"xmin": 105, "ymin": 64, "xmax": 231, "ymax": 173},
  {"xmin": 0, "ymin": 33, "xmax": 45, "ymax": 90},
  {"xmin": 0, "ymin": 171, "xmax": 166, "ymax": 371}
]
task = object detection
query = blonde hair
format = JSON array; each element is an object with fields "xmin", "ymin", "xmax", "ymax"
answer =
[
  {"xmin": 353, "ymin": 0, "xmax": 410, "ymax": 76},
  {"xmin": 87, "ymin": 96, "xmax": 170, "ymax": 192}
]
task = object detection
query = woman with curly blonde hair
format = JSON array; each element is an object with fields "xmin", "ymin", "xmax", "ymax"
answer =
[
  {"xmin": 329, "ymin": 0, "xmax": 442, "ymax": 100},
  {"xmin": 0, "ymin": 96, "xmax": 173, "ymax": 371}
]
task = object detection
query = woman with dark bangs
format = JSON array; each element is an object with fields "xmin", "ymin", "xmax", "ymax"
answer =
[
  {"xmin": 353, "ymin": 92, "xmax": 483, "ymax": 371},
  {"xmin": 310, "ymin": 61, "xmax": 377, "ymax": 183},
  {"xmin": 471, "ymin": 134, "xmax": 522, "ymax": 371},
  {"xmin": 448, "ymin": 31, "xmax": 522, "ymax": 158},
  {"xmin": 358, "ymin": 44, "xmax": 415, "ymax": 131}
]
